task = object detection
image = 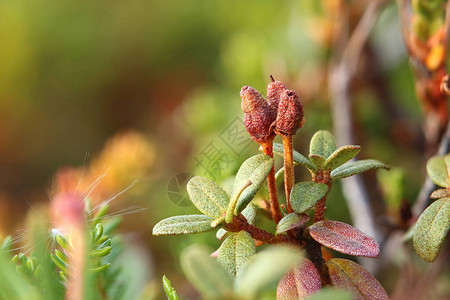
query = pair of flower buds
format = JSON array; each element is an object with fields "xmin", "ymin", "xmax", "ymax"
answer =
[{"xmin": 240, "ymin": 79, "xmax": 304, "ymax": 143}]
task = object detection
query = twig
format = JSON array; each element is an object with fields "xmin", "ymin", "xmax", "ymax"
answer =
[
  {"xmin": 282, "ymin": 136, "xmax": 295, "ymax": 213},
  {"xmin": 328, "ymin": 0, "xmax": 387, "ymax": 243}
]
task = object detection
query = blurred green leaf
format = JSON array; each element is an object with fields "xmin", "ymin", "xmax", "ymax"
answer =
[
  {"xmin": 307, "ymin": 288, "xmax": 352, "ymax": 300},
  {"xmin": 235, "ymin": 245, "xmax": 302, "ymax": 299},
  {"xmin": 309, "ymin": 130, "xmax": 337, "ymax": 160},
  {"xmin": 330, "ymin": 159, "xmax": 389, "ymax": 181},
  {"xmin": 275, "ymin": 213, "xmax": 308, "ymax": 235},
  {"xmin": 162, "ymin": 275, "xmax": 179, "ymax": 300},
  {"xmin": 323, "ymin": 145, "xmax": 361, "ymax": 170},
  {"xmin": 290, "ymin": 182, "xmax": 329, "ymax": 214},
  {"xmin": 218, "ymin": 231, "xmax": 255, "ymax": 277},
  {"xmin": 273, "ymin": 143, "xmax": 317, "ymax": 171},
  {"xmin": 426, "ymin": 154, "xmax": 450, "ymax": 188},
  {"xmin": 180, "ymin": 245, "xmax": 233, "ymax": 299},
  {"xmin": 326, "ymin": 258, "xmax": 388, "ymax": 299},
  {"xmin": 187, "ymin": 176, "xmax": 229, "ymax": 218},
  {"xmin": 413, "ymin": 198, "xmax": 450, "ymax": 262},
  {"xmin": 232, "ymin": 154, "xmax": 273, "ymax": 214},
  {"xmin": 153, "ymin": 215, "xmax": 214, "ymax": 235}
]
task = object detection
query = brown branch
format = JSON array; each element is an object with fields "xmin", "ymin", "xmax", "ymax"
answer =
[{"xmin": 282, "ymin": 135, "xmax": 295, "ymax": 213}]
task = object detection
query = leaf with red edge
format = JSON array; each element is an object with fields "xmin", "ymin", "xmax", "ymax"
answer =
[
  {"xmin": 277, "ymin": 258, "xmax": 322, "ymax": 299},
  {"xmin": 309, "ymin": 220, "xmax": 379, "ymax": 258},
  {"xmin": 326, "ymin": 258, "xmax": 388, "ymax": 300}
]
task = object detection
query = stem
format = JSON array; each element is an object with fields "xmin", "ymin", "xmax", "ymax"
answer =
[
  {"xmin": 227, "ymin": 215, "xmax": 291, "ymax": 244},
  {"xmin": 225, "ymin": 180, "xmax": 252, "ymax": 223},
  {"xmin": 260, "ymin": 140, "xmax": 282, "ymax": 223},
  {"xmin": 305, "ymin": 238, "xmax": 330, "ymax": 285},
  {"xmin": 312, "ymin": 170, "xmax": 332, "ymax": 223},
  {"xmin": 282, "ymin": 135, "xmax": 295, "ymax": 213}
]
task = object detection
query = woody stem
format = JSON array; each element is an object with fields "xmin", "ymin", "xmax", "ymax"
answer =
[
  {"xmin": 282, "ymin": 135, "xmax": 295, "ymax": 213},
  {"xmin": 260, "ymin": 140, "xmax": 282, "ymax": 223}
]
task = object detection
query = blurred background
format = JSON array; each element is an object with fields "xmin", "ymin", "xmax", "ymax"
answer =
[{"xmin": 0, "ymin": 0, "xmax": 447, "ymax": 299}]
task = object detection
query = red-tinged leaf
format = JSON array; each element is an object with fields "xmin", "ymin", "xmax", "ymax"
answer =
[
  {"xmin": 309, "ymin": 221, "xmax": 379, "ymax": 258},
  {"xmin": 277, "ymin": 258, "xmax": 322, "ymax": 300},
  {"xmin": 326, "ymin": 258, "xmax": 388, "ymax": 300}
]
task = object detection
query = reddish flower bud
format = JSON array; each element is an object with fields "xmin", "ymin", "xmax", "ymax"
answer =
[
  {"xmin": 240, "ymin": 85, "xmax": 276, "ymax": 143},
  {"xmin": 275, "ymin": 89, "xmax": 304, "ymax": 136},
  {"xmin": 266, "ymin": 80, "xmax": 287, "ymax": 112}
]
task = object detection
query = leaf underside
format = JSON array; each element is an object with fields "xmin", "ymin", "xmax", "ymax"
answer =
[
  {"xmin": 326, "ymin": 258, "xmax": 389, "ymax": 300},
  {"xmin": 276, "ymin": 213, "xmax": 309, "ymax": 235},
  {"xmin": 309, "ymin": 220, "xmax": 380, "ymax": 258}
]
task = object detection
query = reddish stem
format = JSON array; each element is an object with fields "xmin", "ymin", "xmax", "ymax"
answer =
[
  {"xmin": 282, "ymin": 135, "xmax": 295, "ymax": 213},
  {"xmin": 260, "ymin": 140, "xmax": 282, "ymax": 223},
  {"xmin": 312, "ymin": 169, "xmax": 332, "ymax": 222}
]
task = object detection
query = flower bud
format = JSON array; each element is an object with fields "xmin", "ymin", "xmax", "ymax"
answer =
[
  {"xmin": 240, "ymin": 85, "xmax": 276, "ymax": 143},
  {"xmin": 266, "ymin": 80, "xmax": 287, "ymax": 112},
  {"xmin": 275, "ymin": 89, "xmax": 304, "ymax": 136}
]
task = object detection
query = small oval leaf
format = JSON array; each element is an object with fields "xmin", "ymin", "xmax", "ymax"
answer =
[
  {"xmin": 187, "ymin": 176, "xmax": 229, "ymax": 218},
  {"xmin": 430, "ymin": 188, "xmax": 450, "ymax": 199},
  {"xmin": 232, "ymin": 154, "xmax": 274, "ymax": 214},
  {"xmin": 309, "ymin": 130, "xmax": 337, "ymax": 159},
  {"xmin": 323, "ymin": 145, "xmax": 361, "ymax": 170},
  {"xmin": 291, "ymin": 182, "xmax": 329, "ymax": 214},
  {"xmin": 326, "ymin": 258, "xmax": 388, "ymax": 300},
  {"xmin": 273, "ymin": 143, "xmax": 317, "ymax": 171},
  {"xmin": 413, "ymin": 198, "xmax": 450, "ymax": 262},
  {"xmin": 276, "ymin": 213, "xmax": 309, "ymax": 235},
  {"xmin": 181, "ymin": 245, "xmax": 233, "ymax": 299},
  {"xmin": 218, "ymin": 231, "xmax": 256, "ymax": 277},
  {"xmin": 277, "ymin": 258, "xmax": 322, "ymax": 299},
  {"xmin": 309, "ymin": 220, "xmax": 379, "ymax": 257},
  {"xmin": 330, "ymin": 159, "xmax": 389, "ymax": 181},
  {"xmin": 426, "ymin": 155, "xmax": 450, "ymax": 188},
  {"xmin": 153, "ymin": 215, "xmax": 214, "ymax": 235},
  {"xmin": 309, "ymin": 154, "xmax": 327, "ymax": 168}
]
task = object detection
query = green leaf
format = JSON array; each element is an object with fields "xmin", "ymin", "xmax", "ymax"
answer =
[
  {"xmin": 330, "ymin": 159, "xmax": 389, "ymax": 181},
  {"xmin": 276, "ymin": 213, "xmax": 309, "ymax": 235},
  {"xmin": 162, "ymin": 275, "xmax": 179, "ymax": 300},
  {"xmin": 187, "ymin": 176, "xmax": 229, "ymax": 218},
  {"xmin": 323, "ymin": 145, "xmax": 361, "ymax": 170},
  {"xmin": 226, "ymin": 180, "xmax": 252, "ymax": 223},
  {"xmin": 232, "ymin": 154, "xmax": 274, "ymax": 214},
  {"xmin": 273, "ymin": 143, "xmax": 317, "ymax": 171},
  {"xmin": 218, "ymin": 231, "xmax": 255, "ymax": 277},
  {"xmin": 326, "ymin": 258, "xmax": 388, "ymax": 300},
  {"xmin": 309, "ymin": 130, "xmax": 337, "ymax": 160},
  {"xmin": 307, "ymin": 288, "xmax": 352, "ymax": 300},
  {"xmin": 430, "ymin": 188, "xmax": 450, "ymax": 199},
  {"xmin": 180, "ymin": 245, "xmax": 233, "ymax": 299},
  {"xmin": 413, "ymin": 198, "xmax": 450, "ymax": 262},
  {"xmin": 235, "ymin": 245, "xmax": 302, "ymax": 299},
  {"xmin": 426, "ymin": 154, "xmax": 450, "ymax": 188},
  {"xmin": 309, "ymin": 155, "xmax": 327, "ymax": 168},
  {"xmin": 290, "ymin": 182, "xmax": 329, "ymax": 214},
  {"xmin": 153, "ymin": 215, "xmax": 214, "ymax": 235}
]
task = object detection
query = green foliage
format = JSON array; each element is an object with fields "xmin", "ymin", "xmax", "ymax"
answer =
[
  {"xmin": 162, "ymin": 275, "xmax": 179, "ymax": 300},
  {"xmin": 231, "ymin": 154, "xmax": 273, "ymax": 214},
  {"xmin": 330, "ymin": 159, "xmax": 389, "ymax": 181},
  {"xmin": 413, "ymin": 198, "xmax": 450, "ymax": 262},
  {"xmin": 180, "ymin": 245, "xmax": 233, "ymax": 299},
  {"xmin": 218, "ymin": 231, "xmax": 255, "ymax": 277},
  {"xmin": 187, "ymin": 176, "xmax": 229, "ymax": 219},
  {"xmin": 309, "ymin": 130, "xmax": 337, "ymax": 162},
  {"xmin": 323, "ymin": 145, "xmax": 361, "ymax": 171},
  {"xmin": 290, "ymin": 182, "xmax": 329, "ymax": 214},
  {"xmin": 275, "ymin": 213, "xmax": 308, "ymax": 235},
  {"xmin": 426, "ymin": 154, "xmax": 450, "ymax": 188},
  {"xmin": 273, "ymin": 143, "xmax": 317, "ymax": 172},
  {"xmin": 153, "ymin": 215, "xmax": 215, "ymax": 235}
]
